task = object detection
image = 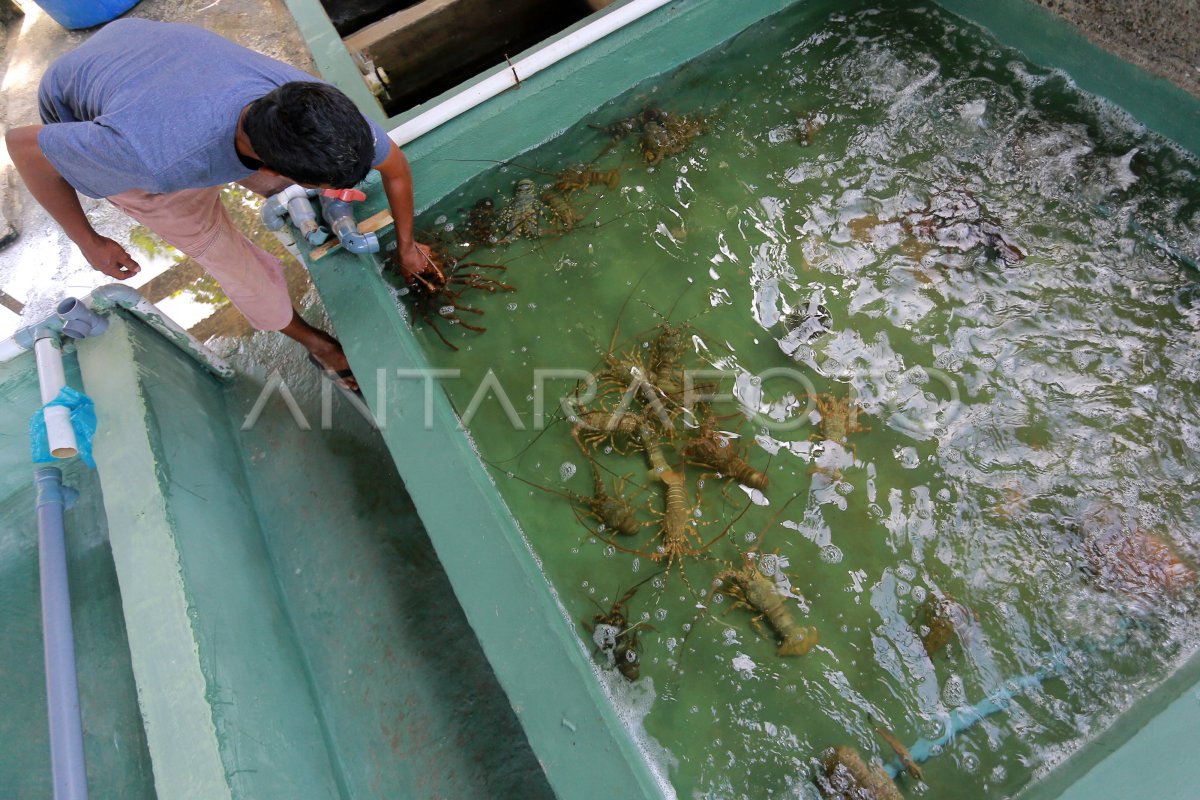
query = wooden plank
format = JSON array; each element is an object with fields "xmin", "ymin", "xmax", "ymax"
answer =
[{"xmin": 310, "ymin": 209, "xmax": 394, "ymax": 261}]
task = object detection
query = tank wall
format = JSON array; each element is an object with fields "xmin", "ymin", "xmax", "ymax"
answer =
[
  {"xmin": 0, "ymin": 351, "xmax": 156, "ymax": 799},
  {"xmin": 77, "ymin": 315, "xmax": 342, "ymax": 800}
]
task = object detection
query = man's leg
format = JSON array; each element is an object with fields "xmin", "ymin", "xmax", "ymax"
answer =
[{"xmin": 108, "ymin": 185, "xmax": 358, "ymax": 390}]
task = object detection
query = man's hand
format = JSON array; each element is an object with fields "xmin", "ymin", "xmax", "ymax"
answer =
[
  {"xmin": 81, "ymin": 234, "xmax": 141, "ymax": 280},
  {"xmin": 397, "ymin": 241, "xmax": 444, "ymax": 289}
]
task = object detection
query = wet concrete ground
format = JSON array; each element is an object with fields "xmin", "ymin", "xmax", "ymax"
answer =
[
  {"xmin": 1029, "ymin": 0, "xmax": 1199, "ymax": 100},
  {"xmin": 0, "ymin": 0, "xmax": 318, "ymax": 346}
]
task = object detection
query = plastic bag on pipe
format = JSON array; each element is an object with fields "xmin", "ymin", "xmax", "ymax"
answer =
[{"xmin": 29, "ymin": 386, "xmax": 98, "ymax": 468}]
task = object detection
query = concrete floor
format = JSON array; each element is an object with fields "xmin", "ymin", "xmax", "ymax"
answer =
[
  {"xmin": 1028, "ymin": 0, "xmax": 1199, "ymax": 100},
  {"xmin": 0, "ymin": 0, "xmax": 318, "ymax": 343}
]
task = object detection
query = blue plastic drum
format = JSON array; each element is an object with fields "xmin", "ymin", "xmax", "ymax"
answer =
[{"xmin": 29, "ymin": 0, "xmax": 142, "ymax": 30}]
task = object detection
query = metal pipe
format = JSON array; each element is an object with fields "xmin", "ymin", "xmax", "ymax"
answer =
[
  {"xmin": 34, "ymin": 338, "xmax": 79, "ymax": 459},
  {"xmin": 388, "ymin": 0, "xmax": 675, "ymax": 146},
  {"xmin": 35, "ymin": 467, "xmax": 89, "ymax": 800}
]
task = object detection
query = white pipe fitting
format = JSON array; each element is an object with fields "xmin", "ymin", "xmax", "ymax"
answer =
[{"xmin": 33, "ymin": 338, "xmax": 79, "ymax": 460}]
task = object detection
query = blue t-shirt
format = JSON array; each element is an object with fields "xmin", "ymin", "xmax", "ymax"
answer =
[{"xmin": 37, "ymin": 19, "xmax": 392, "ymax": 199}]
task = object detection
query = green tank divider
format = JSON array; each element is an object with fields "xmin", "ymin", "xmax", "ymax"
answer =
[
  {"xmin": 77, "ymin": 315, "xmax": 343, "ymax": 800},
  {"xmin": 302, "ymin": 248, "xmax": 666, "ymax": 798},
  {"xmin": 934, "ymin": 0, "xmax": 1200, "ymax": 156},
  {"xmin": 279, "ymin": 0, "xmax": 387, "ymax": 125},
  {"xmin": 1020, "ymin": 645, "xmax": 1200, "ymax": 800}
]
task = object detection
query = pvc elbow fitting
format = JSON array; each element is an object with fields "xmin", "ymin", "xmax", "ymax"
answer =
[
  {"xmin": 56, "ymin": 297, "xmax": 109, "ymax": 340},
  {"xmin": 340, "ymin": 231, "xmax": 380, "ymax": 254}
]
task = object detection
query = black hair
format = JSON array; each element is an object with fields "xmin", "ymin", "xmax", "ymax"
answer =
[{"xmin": 243, "ymin": 82, "xmax": 376, "ymax": 188}]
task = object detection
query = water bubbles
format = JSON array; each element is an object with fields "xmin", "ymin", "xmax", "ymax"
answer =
[
  {"xmin": 631, "ymin": 558, "xmax": 641, "ymax": 573},
  {"xmin": 820, "ymin": 544, "xmax": 843, "ymax": 564},
  {"xmin": 434, "ymin": 214, "xmax": 447, "ymax": 225},
  {"xmin": 744, "ymin": 531, "xmax": 758, "ymax": 543},
  {"xmin": 656, "ymin": 607, "xmax": 669, "ymax": 621},
  {"xmin": 911, "ymin": 585, "xmax": 927, "ymax": 603},
  {"xmin": 559, "ymin": 461, "xmax": 577, "ymax": 481},
  {"xmin": 961, "ymin": 751, "xmax": 980, "ymax": 773},
  {"xmin": 836, "ymin": 481, "xmax": 853, "ymax": 496},
  {"xmin": 438, "ymin": 305, "xmax": 456, "ymax": 317},
  {"xmin": 896, "ymin": 563, "xmax": 917, "ymax": 581},
  {"xmin": 942, "ymin": 673, "xmax": 967, "ymax": 706},
  {"xmin": 507, "ymin": 302, "xmax": 518, "ymax": 311},
  {"xmin": 604, "ymin": 545, "xmax": 616, "ymax": 557}
]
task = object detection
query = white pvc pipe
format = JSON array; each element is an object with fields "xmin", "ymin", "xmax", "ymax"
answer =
[
  {"xmin": 34, "ymin": 338, "xmax": 79, "ymax": 460},
  {"xmin": 389, "ymin": 0, "xmax": 675, "ymax": 145}
]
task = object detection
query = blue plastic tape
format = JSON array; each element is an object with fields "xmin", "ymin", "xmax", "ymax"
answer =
[{"xmin": 29, "ymin": 386, "xmax": 98, "ymax": 469}]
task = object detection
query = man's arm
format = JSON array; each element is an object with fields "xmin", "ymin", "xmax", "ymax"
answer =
[
  {"xmin": 374, "ymin": 141, "xmax": 440, "ymax": 281},
  {"xmin": 4, "ymin": 125, "xmax": 140, "ymax": 279}
]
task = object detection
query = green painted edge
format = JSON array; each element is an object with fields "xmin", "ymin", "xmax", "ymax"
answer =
[
  {"xmin": 76, "ymin": 315, "xmax": 233, "ymax": 800},
  {"xmin": 279, "ymin": 0, "xmax": 387, "ymax": 124},
  {"xmin": 934, "ymin": 0, "xmax": 1200, "ymax": 156},
  {"xmin": 1020, "ymin": 647, "xmax": 1200, "ymax": 800},
  {"xmin": 304, "ymin": 250, "xmax": 668, "ymax": 799},
  {"xmin": 280, "ymin": 0, "xmax": 677, "ymax": 130}
]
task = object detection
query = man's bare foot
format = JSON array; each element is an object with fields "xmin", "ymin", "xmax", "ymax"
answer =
[{"xmin": 279, "ymin": 309, "xmax": 360, "ymax": 393}]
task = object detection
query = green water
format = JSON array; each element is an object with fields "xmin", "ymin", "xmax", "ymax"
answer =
[{"xmin": 388, "ymin": 3, "xmax": 1200, "ymax": 797}]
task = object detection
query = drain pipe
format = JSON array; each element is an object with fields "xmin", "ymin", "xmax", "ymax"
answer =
[
  {"xmin": 34, "ymin": 337, "xmax": 79, "ymax": 460},
  {"xmin": 36, "ymin": 466, "xmax": 88, "ymax": 800},
  {"xmin": 389, "ymin": 0, "xmax": 675, "ymax": 145}
]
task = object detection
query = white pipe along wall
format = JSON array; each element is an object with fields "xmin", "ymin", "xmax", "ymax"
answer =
[{"xmin": 389, "ymin": 0, "xmax": 675, "ymax": 145}]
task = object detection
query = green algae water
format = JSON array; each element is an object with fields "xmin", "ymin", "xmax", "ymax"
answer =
[{"xmin": 386, "ymin": 3, "xmax": 1200, "ymax": 797}]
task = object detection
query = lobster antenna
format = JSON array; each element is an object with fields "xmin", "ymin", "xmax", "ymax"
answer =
[
  {"xmin": 483, "ymin": 459, "xmax": 578, "ymax": 501},
  {"xmin": 438, "ymin": 156, "xmax": 560, "ymax": 180},
  {"xmin": 609, "ymin": 268, "xmax": 654, "ymax": 354}
]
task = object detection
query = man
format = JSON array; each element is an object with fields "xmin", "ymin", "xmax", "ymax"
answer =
[{"xmin": 5, "ymin": 18, "xmax": 439, "ymax": 392}]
